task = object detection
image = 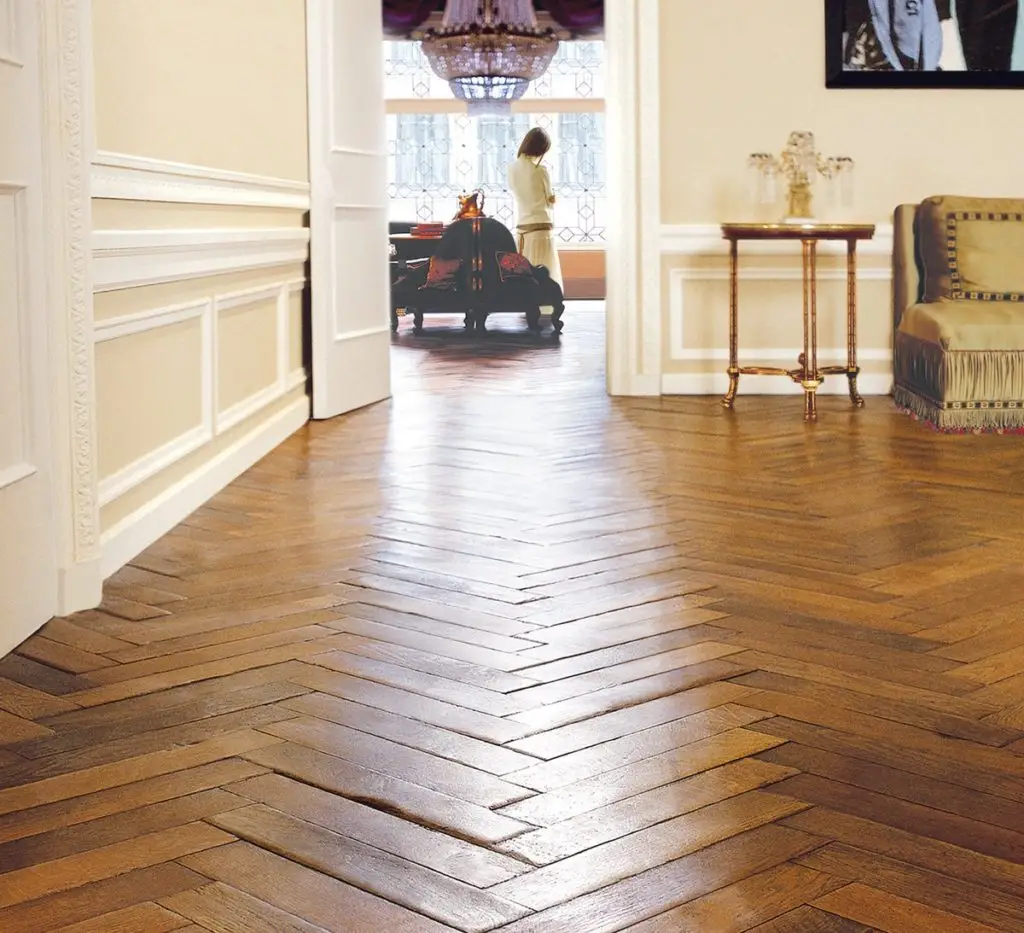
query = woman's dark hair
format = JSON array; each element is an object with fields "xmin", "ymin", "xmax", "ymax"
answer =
[{"xmin": 517, "ymin": 127, "xmax": 551, "ymax": 158}]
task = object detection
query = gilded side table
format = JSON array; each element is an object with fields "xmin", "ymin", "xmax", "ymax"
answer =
[{"xmin": 719, "ymin": 222, "xmax": 876, "ymax": 422}]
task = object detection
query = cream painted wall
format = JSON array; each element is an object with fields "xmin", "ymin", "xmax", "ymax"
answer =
[
  {"xmin": 654, "ymin": 0, "xmax": 1024, "ymax": 388},
  {"xmin": 658, "ymin": 0, "xmax": 1024, "ymax": 224},
  {"xmin": 90, "ymin": 1, "xmax": 311, "ymax": 574},
  {"xmin": 92, "ymin": 0, "xmax": 309, "ymax": 180}
]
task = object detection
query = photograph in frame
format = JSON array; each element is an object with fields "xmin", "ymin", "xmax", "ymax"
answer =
[{"xmin": 825, "ymin": 0, "xmax": 1024, "ymax": 87}]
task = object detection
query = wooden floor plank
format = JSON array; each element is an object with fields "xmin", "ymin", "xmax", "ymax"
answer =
[
  {"xmin": 210, "ymin": 803, "xmax": 529, "ymax": 931},
  {"xmin": 240, "ymin": 741, "xmax": 531, "ymax": 845},
  {"xmin": 160, "ymin": 881, "xmax": 339, "ymax": 933},
  {"xmin": 618, "ymin": 863, "xmax": 847, "ymax": 932},
  {"xmin": 227, "ymin": 772, "xmax": 528, "ymax": 887},
  {"xmin": 1, "ymin": 314, "xmax": 1023, "ymax": 929},
  {"xmin": 812, "ymin": 882, "xmax": 1005, "ymax": 933},
  {"xmin": 183, "ymin": 840, "xmax": 451, "ymax": 933}
]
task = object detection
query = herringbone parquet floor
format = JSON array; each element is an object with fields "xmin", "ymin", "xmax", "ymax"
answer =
[{"xmin": 3, "ymin": 305, "xmax": 1024, "ymax": 931}]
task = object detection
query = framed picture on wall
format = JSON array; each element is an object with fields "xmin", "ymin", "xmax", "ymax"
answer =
[{"xmin": 825, "ymin": 0, "xmax": 1024, "ymax": 87}]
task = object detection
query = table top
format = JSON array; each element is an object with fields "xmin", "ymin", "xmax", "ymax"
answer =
[{"xmin": 720, "ymin": 222, "xmax": 876, "ymax": 241}]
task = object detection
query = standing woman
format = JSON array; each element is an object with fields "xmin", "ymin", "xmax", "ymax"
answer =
[{"xmin": 507, "ymin": 127, "xmax": 563, "ymax": 290}]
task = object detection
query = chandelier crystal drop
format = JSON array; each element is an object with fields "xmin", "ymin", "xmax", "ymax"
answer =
[{"xmin": 418, "ymin": 0, "xmax": 560, "ymax": 116}]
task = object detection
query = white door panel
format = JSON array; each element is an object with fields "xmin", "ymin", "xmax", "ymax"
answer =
[
  {"xmin": 0, "ymin": 0, "xmax": 58, "ymax": 652},
  {"xmin": 307, "ymin": 0, "xmax": 391, "ymax": 420}
]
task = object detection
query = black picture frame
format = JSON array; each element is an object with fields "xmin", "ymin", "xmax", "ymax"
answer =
[{"xmin": 825, "ymin": 0, "xmax": 1024, "ymax": 88}]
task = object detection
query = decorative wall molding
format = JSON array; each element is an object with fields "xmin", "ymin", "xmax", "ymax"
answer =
[
  {"xmin": 214, "ymin": 281, "xmax": 305, "ymax": 434},
  {"xmin": 41, "ymin": 0, "xmax": 102, "ymax": 613},
  {"xmin": 94, "ymin": 277, "xmax": 309, "ymax": 523},
  {"xmin": 92, "ymin": 227, "xmax": 310, "ymax": 291},
  {"xmin": 660, "ymin": 223, "xmax": 895, "ymax": 256},
  {"xmin": 92, "ymin": 151, "xmax": 311, "ymax": 210},
  {"xmin": 100, "ymin": 396, "xmax": 309, "ymax": 578},
  {"xmin": 666, "ymin": 260, "xmax": 893, "ymax": 366},
  {"xmin": 95, "ymin": 299, "xmax": 214, "ymax": 507},
  {"xmin": 661, "ymin": 372, "xmax": 893, "ymax": 397},
  {"xmin": 93, "ymin": 297, "xmax": 211, "ymax": 343}
]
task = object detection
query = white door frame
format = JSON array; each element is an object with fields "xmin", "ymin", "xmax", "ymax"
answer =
[
  {"xmin": 38, "ymin": 0, "xmax": 102, "ymax": 615},
  {"xmin": 604, "ymin": 0, "xmax": 661, "ymax": 396}
]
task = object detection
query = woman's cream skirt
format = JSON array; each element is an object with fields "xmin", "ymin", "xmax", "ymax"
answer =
[{"xmin": 516, "ymin": 224, "xmax": 563, "ymax": 290}]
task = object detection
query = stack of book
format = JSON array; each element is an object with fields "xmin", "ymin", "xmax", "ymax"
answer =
[{"xmin": 410, "ymin": 222, "xmax": 444, "ymax": 238}]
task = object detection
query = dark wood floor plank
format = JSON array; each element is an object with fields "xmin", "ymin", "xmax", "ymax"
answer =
[
  {"xmin": 799, "ymin": 842, "xmax": 1024, "ymax": 931},
  {"xmin": 499, "ymin": 758, "xmax": 796, "ymax": 865},
  {"xmin": 759, "ymin": 742, "xmax": 1024, "ymax": 837},
  {"xmin": 495, "ymin": 824, "xmax": 825, "ymax": 933},
  {"xmin": 0, "ymin": 822, "xmax": 233, "ymax": 909},
  {"xmin": 747, "ymin": 905, "xmax": 872, "ymax": 932},
  {"xmin": 287, "ymin": 662, "xmax": 532, "ymax": 744},
  {"xmin": 619, "ymin": 863, "xmax": 847, "ymax": 932},
  {"xmin": 0, "ymin": 863, "xmax": 208, "ymax": 933},
  {"xmin": 499, "ymin": 727, "xmax": 787, "ymax": 826},
  {"xmin": 240, "ymin": 741, "xmax": 531, "ymax": 845},
  {"xmin": 506, "ymin": 703, "xmax": 770, "ymax": 792},
  {"xmin": 812, "ymin": 882, "xmax": 1004, "ymax": 933},
  {"xmin": 784, "ymin": 808, "xmax": 1024, "ymax": 901},
  {"xmin": 210, "ymin": 803, "xmax": 529, "ymax": 932},
  {"xmin": 0, "ymin": 730, "xmax": 281, "ymax": 817},
  {"xmin": 258, "ymin": 715, "xmax": 531, "ymax": 808},
  {"xmin": 279, "ymin": 690, "xmax": 538, "ymax": 775},
  {"xmin": 182, "ymin": 840, "xmax": 451, "ymax": 933},
  {"xmin": 160, "ymin": 882, "xmax": 337, "ymax": 933},
  {"xmin": 228, "ymin": 772, "xmax": 528, "ymax": 887},
  {"xmin": 0, "ymin": 788, "xmax": 247, "ymax": 871},
  {"xmin": 489, "ymin": 789, "xmax": 808, "ymax": 910},
  {"xmin": 53, "ymin": 901, "xmax": 195, "ymax": 932}
]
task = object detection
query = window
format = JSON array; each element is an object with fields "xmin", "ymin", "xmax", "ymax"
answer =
[{"xmin": 385, "ymin": 40, "xmax": 605, "ymax": 243}]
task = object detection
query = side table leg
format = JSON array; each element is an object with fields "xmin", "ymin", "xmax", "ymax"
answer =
[
  {"xmin": 846, "ymin": 238, "xmax": 865, "ymax": 408},
  {"xmin": 722, "ymin": 237, "xmax": 740, "ymax": 408},
  {"xmin": 801, "ymin": 239, "xmax": 819, "ymax": 423}
]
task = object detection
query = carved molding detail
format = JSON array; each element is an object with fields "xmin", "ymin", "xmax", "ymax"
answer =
[{"xmin": 42, "ymin": 0, "xmax": 100, "ymax": 563}]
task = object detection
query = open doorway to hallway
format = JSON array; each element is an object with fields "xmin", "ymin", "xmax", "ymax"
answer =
[{"xmin": 381, "ymin": 7, "xmax": 607, "ymax": 368}]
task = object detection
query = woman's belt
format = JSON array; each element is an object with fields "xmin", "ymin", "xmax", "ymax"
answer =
[{"xmin": 516, "ymin": 222, "xmax": 553, "ymax": 252}]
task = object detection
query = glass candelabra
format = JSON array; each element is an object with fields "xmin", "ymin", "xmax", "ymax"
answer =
[{"xmin": 747, "ymin": 131, "xmax": 854, "ymax": 222}]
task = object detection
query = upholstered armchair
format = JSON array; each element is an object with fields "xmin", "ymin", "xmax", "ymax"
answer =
[
  {"xmin": 389, "ymin": 217, "xmax": 565, "ymax": 334},
  {"xmin": 893, "ymin": 195, "xmax": 1024, "ymax": 431}
]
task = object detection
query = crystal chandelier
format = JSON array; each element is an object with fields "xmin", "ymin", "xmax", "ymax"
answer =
[{"xmin": 418, "ymin": 0, "xmax": 560, "ymax": 116}]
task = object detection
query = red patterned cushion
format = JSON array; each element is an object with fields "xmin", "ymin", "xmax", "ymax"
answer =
[
  {"xmin": 421, "ymin": 256, "xmax": 461, "ymax": 291},
  {"xmin": 496, "ymin": 251, "xmax": 533, "ymax": 283}
]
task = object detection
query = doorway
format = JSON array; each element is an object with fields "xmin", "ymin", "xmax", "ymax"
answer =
[{"xmin": 305, "ymin": 0, "xmax": 650, "ymax": 419}]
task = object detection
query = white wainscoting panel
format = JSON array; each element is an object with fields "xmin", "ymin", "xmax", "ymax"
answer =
[
  {"xmin": 92, "ymin": 228, "xmax": 310, "ymax": 292},
  {"xmin": 100, "ymin": 396, "xmax": 309, "ymax": 577},
  {"xmin": 92, "ymin": 151, "xmax": 311, "ymax": 210},
  {"xmin": 214, "ymin": 281, "xmax": 305, "ymax": 434},
  {"xmin": 94, "ymin": 299, "xmax": 215, "ymax": 506},
  {"xmin": 666, "ymin": 266, "xmax": 893, "ymax": 364}
]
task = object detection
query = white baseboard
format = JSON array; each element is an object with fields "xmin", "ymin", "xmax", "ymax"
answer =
[
  {"xmin": 607, "ymin": 372, "xmax": 662, "ymax": 397},
  {"xmin": 661, "ymin": 372, "xmax": 893, "ymax": 396},
  {"xmin": 100, "ymin": 395, "xmax": 310, "ymax": 578},
  {"xmin": 57, "ymin": 557, "xmax": 104, "ymax": 616}
]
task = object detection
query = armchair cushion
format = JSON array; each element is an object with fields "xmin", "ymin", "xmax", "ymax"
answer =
[
  {"xmin": 899, "ymin": 299, "xmax": 1024, "ymax": 351},
  {"xmin": 918, "ymin": 195, "xmax": 1024, "ymax": 302}
]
